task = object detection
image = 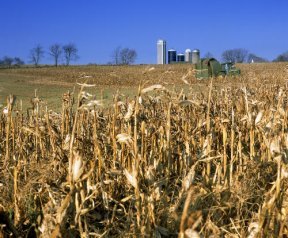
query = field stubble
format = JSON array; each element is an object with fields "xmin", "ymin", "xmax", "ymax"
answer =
[
  {"xmin": 0, "ymin": 63, "xmax": 288, "ymax": 237},
  {"xmin": 0, "ymin": 64, "xmax": 200, "ymax": 111}
]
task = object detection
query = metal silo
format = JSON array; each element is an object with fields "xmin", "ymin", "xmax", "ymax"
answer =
[
  {"xmin": 168, "ymin": 49, "xmax": 177, "ymax": 64},
  {"xmin": 177, "ymin": 53, "xmax": 185, "ymax": 62},
  {"xmin": 192, "ymin": 49, "xmax": 200, "ymax": 64},
  {"xmin": 185, "ymin": 49, "xmax": 192, "ymax": 63},
  {"xmin": 157, "ymin": 39, "xmax": 166, "ymax": 64}
]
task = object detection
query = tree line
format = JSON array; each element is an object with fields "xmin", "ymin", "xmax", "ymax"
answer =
[
  {"xmin": 108, "ymin": 46, "xmax": 137, "ymax": 65},
  {"xmin": 0, "ymin": 56, "xmax": 25, "ymax": 68},
  {"xmin": 30, "ymin": 43, "xmax": 78, "ymax": 67},
  {"xmin": 0, "ymin": 43, "xmax": 78, "ymax": 68},
  {"xmin": 0, "ymin": 45, "xmax": 137, "ymax": 68},
  {"xmin": 221, "ymin": 48, "xmax": 288, "ymax": 63},
  {"xmin": 1, "ymin": 46, "xmax": 288, "ymax": 68}
]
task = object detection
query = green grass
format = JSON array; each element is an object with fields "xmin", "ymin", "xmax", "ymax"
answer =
[{"xmin": 0, "ymin": 72, "xmax": 72, "ymax": 111}]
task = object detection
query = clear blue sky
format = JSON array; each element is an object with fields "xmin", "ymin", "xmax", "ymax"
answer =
[{"xmin": 0, "ymin": 0, "xmax": 287, "ymax": 64}]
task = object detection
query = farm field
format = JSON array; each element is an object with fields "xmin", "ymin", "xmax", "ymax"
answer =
[
  {"xmin": 1, "ymin": 63, "xmax": 288, "ymax": 237},
  {"xmin": 0, "ymin": 64, "xmax": 200, "ymax": 110},
  {"xmin": 0, "ymin": 63, "xmax": 283, "ymax": 109}
]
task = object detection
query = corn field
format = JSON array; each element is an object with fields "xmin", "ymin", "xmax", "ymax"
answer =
[{"xmin": 1, "ymin": 63, "xmax": 288, "ymax": 237}]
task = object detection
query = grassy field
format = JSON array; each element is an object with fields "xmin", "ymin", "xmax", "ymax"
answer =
[
  {"xmin": 0, "ymin": 63, "xmax": 283, "ymax": 110},
  {"xmin": 0, "ymin": 64, "xmax": 197, "ymax": 111},
  {"xmin": 1, "ymin": 62, "xmax": 288, "ymax": 237}
]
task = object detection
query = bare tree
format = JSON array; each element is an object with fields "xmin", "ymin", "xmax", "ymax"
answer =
[
  {"xmin": 234, "ymin": 48, "xmax": 248, "ymax": 63},
  {"xmin": 2, "ymin": 56, "xmax": 14, "ymax": 68},
  {"xmin": 247, "ymin": 53, "xmax": 268, "ymax": 63},
  {"xmin": 222, "ymin": 49, "xmax": 235, "ymax": 63},
  {"xmin": 273, "ymin": 51, "xmax": 288, "ymax": 62},
  {"xmin": 49, "ymin": 43, "xmax": 62, "ymax": 67},
  {"xmin": 111, "ymin": 46, "xmax": 122, "ymax": 65},
  {"xmin": 0, "ymin": 56, "xmax": 24, "ymax": 68},
  {"xmin": 110, "ymin": 47, "xmax": 137, "ymax": 65},
  {"xmin": 63, "ymin": 43, "xmax": 78, "ymax": 66},
  {"xmin": 30, "ymin": 44, "xmax": 44, "ymax": 66},
  {"xmin": 204, "ymin": 52, "xmax": 213, "ymax": 59},
  {"xmin": 119, "ymin": 48, "xmax": 137, "ymax": 65},
  {"xmin": 222, "ymin": 48, "xmax": 248, "ymax": 63},
  {"xmin": 13, "ymin": 57, "xmax": 25, "ymax": 67}
]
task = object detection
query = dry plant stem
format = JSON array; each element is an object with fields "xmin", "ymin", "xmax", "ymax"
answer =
[
  {"xmin": 205, "ymin": 77, "xmax": 213, "ymax": 182},
  {"xmin": 166, "ymin": 102, "xmax": 172, "ymax": 176},
  {"xmin": 68, "ymin": 86, "xmax": 83, "ymax": 185},
  {"xmin": 250, "ymin": 127, "xmax": 255, "ymax": 159},
  {"xmin": 45, "ymin": 111, "xmax": 56, "ymax": 153},
  {"xmin": 141, "ymin": 121, "xmax": 145, "ymax": 163},
  {"xmin": 13, "ymin": 164, "xmax": 20, "ymax": 226},
  {"xmin": 4, "ymin": 99, "xmax": 12, "ymax": 166},
  {"xmin": 51, "ymin": 185, "xmax": 75, "ymax": 237},
  {"xmin": 134, "ymin": 87, "xmax": 141, "ymax": 229},
  {"xmin": 93, "ymin": 110, "xmax": 102, "ymax": 180},
  {"xmin": 134, "ymin": 87, "xmax": 140, "ymax": 169},
  {"xmin": 61, "ymin": 99, "xmax": 66, "ymax": 139},
  {"xmin": 229, "ymin": 108, "xmax": 235, "ymax": 186},
  {"xmin": 276, "ymin": 159, "xmax": 281, "ymax": 198},
  {"xmin": 179, "ymin": 189, "xmax": 193, "ymax": 238},
  {"xmin": 11, "ymin": 117, "xmax": 15, "ymax": 157},
  {"xmin": 35, "ymin": 102, "xmax": 42, "ymax": 160},
  {"xmin": 222, "ymin": 124, "xmax": 227, "ymax": 183},
  {"xmin": 237, "ymin": 132, "xmax": 243, "ymax": 174},
  {"xmin": 112, "ymin": 94, "xmax": 118, "ymax": 167}
]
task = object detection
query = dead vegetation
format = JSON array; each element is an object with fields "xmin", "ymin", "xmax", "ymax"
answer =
[{"xmin": 1, "ymin": 63, "xmax": 288, "ymax": 237}]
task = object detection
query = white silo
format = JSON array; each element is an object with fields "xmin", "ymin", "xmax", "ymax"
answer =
[
  {"xmin": 157, "ymin": 39, "xmax": 167, "ymax": 64},
  {"xmin": 192, "ymin": 49, "xmax": 200, "ymax": 64},
  {"xmin": 185, "ymin": 49, "xmax": 192, "ymax": 63}
]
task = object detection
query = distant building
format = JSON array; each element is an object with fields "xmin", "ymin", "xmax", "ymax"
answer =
[
  {"xmin": 168, "ymin": 49, "xmax": 177, "ymax": 64},
  {"xmin": 157, "ymin": 39, "xmax": 166, "ymax": 64},
  {"xmin": 185, "ymin": 49, "xmax": 192, "ymax": 63},
  {"xmin": 177, "ymin": 53, "xmax": 185, "ymax": 62}
]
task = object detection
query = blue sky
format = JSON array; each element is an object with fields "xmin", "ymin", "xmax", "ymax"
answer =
[{"xmin": 0, "ymin": 0, "xmax": 287, "ymax": 64}]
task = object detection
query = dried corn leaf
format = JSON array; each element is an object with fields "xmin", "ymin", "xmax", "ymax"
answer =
[
  {"xmin": 141, "ymin": 84, "xmax": 165, "ymax": 94},
  {"xmin": 123, "ymin": 169, "xmax": 138, "ymax": 189}
]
